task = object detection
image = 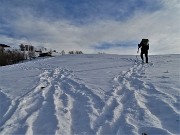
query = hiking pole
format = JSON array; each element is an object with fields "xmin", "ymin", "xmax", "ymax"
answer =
[{"xmin": 136, "ymin": 49, "xmax": 139, "ymax": 63}]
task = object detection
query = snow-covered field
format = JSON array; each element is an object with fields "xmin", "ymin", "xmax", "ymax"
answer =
[{"xmin": 0, "ymin": 54, "xmax": 179, "ymax": 135}]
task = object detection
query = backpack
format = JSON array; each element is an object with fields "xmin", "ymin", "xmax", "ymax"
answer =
[{"xmin": 140, "ymin": 39, "xmax": 149, "ymax": 51}]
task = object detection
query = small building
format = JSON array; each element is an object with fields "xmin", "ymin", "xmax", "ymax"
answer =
[
  {"xmin": 35, "ymin": 46, "xmax": 52, "ymax": 57},
  {"xmin": 0, "ymin": 44, "xmax": 10, "ymax": 52}
]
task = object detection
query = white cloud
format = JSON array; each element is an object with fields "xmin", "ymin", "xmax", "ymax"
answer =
[{"xmin": 1, "ymin": 0, "xmax": 179, "ymax": 54}]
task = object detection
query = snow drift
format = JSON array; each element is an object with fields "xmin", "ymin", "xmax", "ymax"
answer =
[{"xmin": 0, "ymin": 54, "xmax": 179, "ymax": 135}]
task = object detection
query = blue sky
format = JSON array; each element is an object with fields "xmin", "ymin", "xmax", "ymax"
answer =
[{"xmin": 0, "ymin": 0, "xmax": 179, "ymax": 54}]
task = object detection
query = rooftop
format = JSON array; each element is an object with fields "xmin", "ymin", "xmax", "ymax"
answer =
[{"xmin": 0, "ymin": 44, "xmax": 10, "ymax": 47}]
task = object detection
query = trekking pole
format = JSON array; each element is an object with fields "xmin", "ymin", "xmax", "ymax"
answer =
[
  {"xmin": 136, "ymin": 54, "xmax": 138, "ymax": 63},
  {"xmin": 136, "ymin": 49, "xmax": 139, "ymax": 63}
]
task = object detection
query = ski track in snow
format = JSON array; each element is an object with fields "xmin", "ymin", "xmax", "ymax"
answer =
[
  {"xmin": 0, "ymin": 65, "xmax": 105, "ymax": 135},
  {"xmin": 0, "ymin": 56, "xmax": 179, "ymax": 135},
  {"xmin": 111, "ymin": 62, "xmax": 178, "ymax": 135}
]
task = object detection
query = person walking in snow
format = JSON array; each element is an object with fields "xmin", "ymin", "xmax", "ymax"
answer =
[{"xmin": 138, "ymin": 39, "xmax": 149, "ymax": 63}]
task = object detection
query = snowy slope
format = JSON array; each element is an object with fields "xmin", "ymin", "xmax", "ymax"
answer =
[{"xmin": 0, "ymin": 54, "xmax": 179, "ymax": 135}]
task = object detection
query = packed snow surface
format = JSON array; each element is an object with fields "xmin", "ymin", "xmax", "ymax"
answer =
[{"xmin": 0, "ymin": 54, "xmax": 179, "ymax": 135}]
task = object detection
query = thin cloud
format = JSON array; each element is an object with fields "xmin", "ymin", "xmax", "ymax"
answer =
[{"xmin": 0, "ymin": 0, "xmax": 179, "ymax": 54}]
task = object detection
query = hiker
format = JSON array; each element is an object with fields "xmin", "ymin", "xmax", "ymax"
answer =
[{"xmin": 138, "ymin": 39, "xmax": 149, "ymax": 63}]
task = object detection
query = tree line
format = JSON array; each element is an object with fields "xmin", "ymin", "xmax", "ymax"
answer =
[
  {"xmin": 0, "ymin": 43, "xmax": 85, "ymax": 66},
  {"xmin": 0, "ymin": 50, "xmax": 25, "ymax": 66}
]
